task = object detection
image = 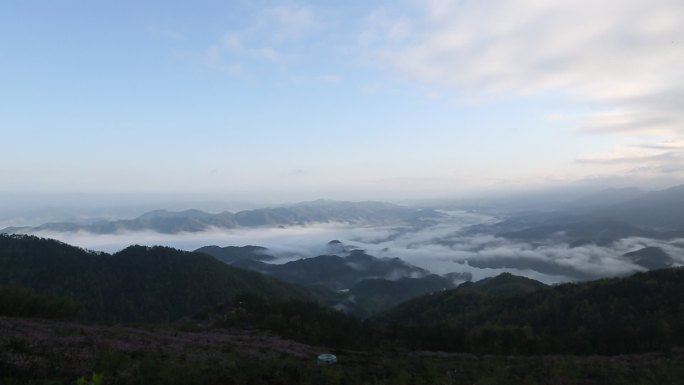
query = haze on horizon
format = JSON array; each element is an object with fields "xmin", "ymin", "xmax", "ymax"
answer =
[{"xmin": 1, "ymin": 0, "xmax": 683, "ymax": 204}]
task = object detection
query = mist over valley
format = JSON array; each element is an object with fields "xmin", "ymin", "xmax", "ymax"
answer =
[{"xmin": 6, "ymin": 186, "xmax": 684, "ymax": 287}]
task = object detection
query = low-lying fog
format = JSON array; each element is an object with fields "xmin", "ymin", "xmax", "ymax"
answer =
[{"xmin": 33, "ymin": 211, "xmax": 684, "ymax": 285}]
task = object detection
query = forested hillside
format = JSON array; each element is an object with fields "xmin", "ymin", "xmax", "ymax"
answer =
[
  {"xmin": 0, "ymin": 234, "xmax": 311, "ymax": 322},
  {"xmin": 379, "ymin": 268, "xmax": 684, "ymax": 354}
]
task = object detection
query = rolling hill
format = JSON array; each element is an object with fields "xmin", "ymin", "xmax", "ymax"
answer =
[
  {"xmin": 0, "ymin": 234, "xmax": 311, "ymax": 322},
  {"xmin": 227, "ymin": 249, "xmax": 431, "ymax": 290},
  {"xmin": 200, "ymin": 243, "xmax": 459, "ymax": 316},
  {"xmin": 377, "ymin": 268, "xmax": 684, "ymax": 354}
]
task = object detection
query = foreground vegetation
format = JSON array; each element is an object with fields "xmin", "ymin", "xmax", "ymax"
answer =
[
  {"xmin": 379, "ymin": 268, "xmax": 684, "ymax": 355},
  {"xmin": 2, "ymin": 315, "xmax": 684, "ymax": 385}
]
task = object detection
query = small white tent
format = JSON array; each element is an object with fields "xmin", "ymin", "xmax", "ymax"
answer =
[{"xmin": 317, "ymin": 353, "xmax": 337, "ymax": 365}]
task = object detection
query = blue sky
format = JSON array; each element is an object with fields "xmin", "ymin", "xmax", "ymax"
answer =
[{"xmin": 1, "ymin": 0, "xmax": 683, "ymax": 202}]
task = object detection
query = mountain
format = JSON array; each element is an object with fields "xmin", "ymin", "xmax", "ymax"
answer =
[
  {"xmin": 232, "ymin": 199, "xmax": 435, "ymax": 226},
  {"xmin": 378, "ymin": 273, "xmax": 549, "ymax": 325},
  {"xmin": 225, "ymin": 249, "xmax": 431, "ymax": 291},
  {"xmin": 622, "ymin": 246, "xmax": 675, "ymax": 270},
  {"xmin": 526, "ymin": 185, "xmax": 684, "ymax": 233},
  {"xmin": 499, "ymin": 219, "xmax": 667, "ymax": 244},
  {"xmin": 343, "ymin": 274, "xmax": 455, "ymax": 317},
  {"xmin": 0, "ymin": 234, "xmax": 311, "ymax": 322},
  {"xmin": 566, "ymin": 187, "xmax": 645, "ymax": 209},
  {"xmin": 479, "ymin": 219, "xmax": 681, "ymax": 279},
  {"xmin": 195, "ymin": 245, "xmax": 275, "ymax": 264},
  {"xmin": 2, "ymin": 200, "xmax": 440, "ymax": 235},
  {"xmin": 213, "ymin": 243, "xmax": 457, "ymax": 316},
  {"xmin": 455, "ymin": 272, "xmax": 547, "ymax": 296},
  {"xmin": 377, "ymin": 268, "xmax": 684, "ymax": 354},
  {"xmin": 595, "ymin": 184, "xmax": 684, "ymax": 230},
  {"xmin": 4, "ymin": 232, "xmax": 684, "ymax": 368},
  {"xmin": 460, "ymin": 185, "xmax": 684, "ymax": 246}
]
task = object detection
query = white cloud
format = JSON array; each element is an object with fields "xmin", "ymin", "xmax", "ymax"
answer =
[
  {"xmin": 639, "ymin": 138, "xmax": 684, "ymax": 151},
  {"xmin": 27, "ymin": 210, "xmax": 684, "ymax": 284},
  {"xmin": 148, "ymin": 26, "xmax": 186, "ymax": 42},
  {"xmin": 289, "ymin": 74, "xmax": 342, "ymax": 85},
  {"xmin": 205, "ymin": 5, "xmax": 319, "ymax": 75},
  {"xmin": 580, "ymin": 110, "xmax": 677, "ymax": 136},
  {"xmin": 252, "ymin": 47, "xmax": 280, "ymax": 61},
  {"xmin": 577, "ymin": 138, "xmax": 684, "ymax": 178},
  {"xmin": 207, "ymin": 34, "xmax": 244, "ymax": 75},
  {"xmin": 371, "ymin": 0, "xmax": 683, "ymax": 100},
  {"xmin": 259, "ymin": 5, "xmax": 317, "ymax": 41},
  {"xmin": 577, "ymin": 144, "xmax": 679, "ymax": 164},
  {"xmin": 217, "ymin": 34, "xmax": 242, "ymax": 52},
  {"xmin": 362, "ymin": 0, "xmax": 684, "ymax": 181},
  {"xmin": 359, "ymin": 10, "xmax": 414, "ymax": 47}
]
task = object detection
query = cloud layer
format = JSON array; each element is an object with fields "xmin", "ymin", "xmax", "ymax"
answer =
[
  {"xmin": 34, "ymin": 211, "xmax": 684, "ymax": 285},
  {"xmin": 371, "ymin": 0, "xmax": 683, "ymax": 107},
  {"xmin": 365, "ymin": 0, "xmax": 684, "ymax": 180}
]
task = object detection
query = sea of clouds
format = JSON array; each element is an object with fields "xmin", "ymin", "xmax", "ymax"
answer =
[{"xmin": 32, "ymin": 211, "xmax": 684, "ymax": 285}]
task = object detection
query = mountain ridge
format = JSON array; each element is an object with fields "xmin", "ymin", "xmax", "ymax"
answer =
[
  {"xmin": 0, "ymin": 234, "xmax": 312, "ymax": 323},
  {"xmin": 1, "ymin": 200, "xmax": 439, "ymax": 235}
]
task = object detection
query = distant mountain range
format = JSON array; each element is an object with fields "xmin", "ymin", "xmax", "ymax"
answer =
[
  {"xmin": 460, "ymin": 184, "xmax": 684, "ymax": 238},
  {"xmin": 593, "ymin": 184, "xmax": 684, "ymax": 230},
  {"xmin": 479, "ymin": 185, "xmax": 684, "ymax": 259},
  {"xmin": 1, "ymin": 200, "xmax": 440, "ymax": 234},
  {"xmin": 3, "ymin": 185, "xmax": 683, "ymax": 239},
  {"xmin": 515, "ymin": 184, "xmax": 684, "ymax": 233},
  {"xmin": 499, "ymin": 219, "xmax": 680, "ymax": 244}
]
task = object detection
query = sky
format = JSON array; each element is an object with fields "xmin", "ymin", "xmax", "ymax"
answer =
[{"xmin": 1, "ymin": 0, "xmax": 683, "ymax": 203}]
